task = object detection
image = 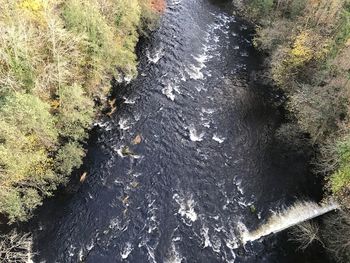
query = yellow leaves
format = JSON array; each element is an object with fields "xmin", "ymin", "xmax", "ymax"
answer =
[
  {"xmin": 270, "ymin": 30, "xmax": 331, "ymax": 86},
  {"xmin": 17, "ymin": 0, "xmax": 46, "ymax": 24},
  {"xmin": 287, "ymin": 30, "xmax": 330, "ymax": 68},
  {"xmin": 346, "ymin": 38, "xmax": 350, "ymax": 47},
  {"xmin": 290, "ymin": 32, "xmax": 313, "ymax": 65},
  {"xmin": 18, "ymin": 0, "xmax": 43, "ymax": 12},
  {"xmin": 50, "ymin": 99, "xmax": 60, "ymax": 109}
]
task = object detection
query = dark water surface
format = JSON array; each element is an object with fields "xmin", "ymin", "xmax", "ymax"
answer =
[{"xmin": 31, "ymin": 0, "xmax": 328, "ymax": 262}]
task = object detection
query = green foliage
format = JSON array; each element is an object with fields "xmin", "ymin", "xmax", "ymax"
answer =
[
  {"xmin": 329, "ymin": 138, "xmax": 350, "ymax": 193},
  {"xmin": 62, "ymin": 0, "xmax": 142, "ymax": 84},
  {"xmin": 0, "ymin": 93, "xmax": 59, "ymax": 222},
  {"xmin": 332, "ymin": 3, "xmax": 350, "ymax": 53},
  {"xmin": 62, "ymin": 0, "xmax": 117, "ymax": 81},
  {"xmin": 55, "ymin": 141, "xmax": 85, "ymax": 178},
  {"xmin": 0, "ymin": 21, "xmax": 36, "ymax": 94},
  {"xmin": 247, "ymin": 0, "xmax": 274, "ymax": 19},
  {"xmin": 57, "ymin": 85, "xmax": 94, "ymax": 141}
]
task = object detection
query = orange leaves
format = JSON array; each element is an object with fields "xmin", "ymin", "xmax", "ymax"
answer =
[{"xmin": 149, "ymin": 0, "xmax": 166, "ymax": 13}]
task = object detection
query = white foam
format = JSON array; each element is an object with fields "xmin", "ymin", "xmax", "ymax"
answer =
[
  {"xmin": 123, "ymin": 96, "xmax": 136, "ymax": 104},
  {"xmin": 147, "ymin": 46, "xmax": 164, "ymax": 64},
  {"xmin": 68, "ymin": 244, "xmax": 76, "ymax": 257},
  {"xmin": 116, "ymin": 146, "xmax": 126, "ymax": 158},
  {"xmin": 210, "ymin": 234, "xmax": 222, "ymax": 253},
  {"xmin": 118, "ymin": 118, "xmax": 131, "ymax": 130},
  {"xmin": 78, "ymin": 249, "xmax": 83, "ymax": 261},
  {"xmin": 201, "ymin": 108, "xmax": 215, "ymax": 114},
  {"xmin": 189, "ymin": 126, "xmax": 205, "ymax": 142},
  {"xmin": 202, "ymin": 121, "xmax": 211, "ymax": 128},
  {"xmin": 93, "ymin": 120, "xmax": 108, "ymax": 128},
  {"xmin": 193, "ymin": 53, "xmax": 208, "ymax": 64},
  {"xmin": 225, "ymin": 229, "xmax": 239, "ymax": 250},
  {"xmin": 173, "ymin": 194, "xmax": 198, "ymax": 222},
  {"xmin": 212, "ymin": 134, "xmax": 225, "ymax": 144},
  {"xmin": 169, "ymin": 0, "xmax": 182, "ymax": 6},
  {"xmin": 187, "ymin": 65, "xmax": 204, "ymax": 80},
  {"xmin": 162, "ymin": 84, "xmax": 177, "ymax": 101},
  {"xmin": 240, "ymin": 201, "xmax": 339, "ymax": 244},
  {"xmin": 121, "ymin": 242, "xmax": 133, "ymax": 259},
  {"xmin": 87, "ymin": 240, "xmax": 94, "ymax": 251},
  {"xmin": 124, "ymin": 75, "xmax": 133, "ymax": 83},
  {"xmin": 164, "ymin": 242, "xmax": 183, "ymax": 263},
  {"xmin": 201, "ymin": 225, "xmax": 212, "ymax": 248}
]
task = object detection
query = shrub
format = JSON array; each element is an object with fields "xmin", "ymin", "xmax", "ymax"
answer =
[
  {"xmin": 0, "ymin": 230, "xmax": 33, "ymax": 262},
  {"xmin": 289, "ymin": 221, "xmax": 323, "ymax": 250},
  {"xmin": 56, "ymin": 85, "xmax": 94, "ymax": 141},
  {"xmin": 55, "ymin": 141, "xmax": 85, "ymax": 179},
  {"xmin": 329, "ymin": 137, "xmax": 350, "ymax": 194},
  {"xmin": 321, "ymin": 210, "xmax": 350, "ymax": 262}
]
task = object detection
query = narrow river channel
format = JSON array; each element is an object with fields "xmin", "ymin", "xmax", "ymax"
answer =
[{"xmin": 31, "ymin": 0, "xmax": 327, "ymax": 262}]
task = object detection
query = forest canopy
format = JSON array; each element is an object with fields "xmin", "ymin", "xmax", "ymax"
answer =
[{"xmin": 0, "ymin": 0, "xmax": 160, "ymax": 223}]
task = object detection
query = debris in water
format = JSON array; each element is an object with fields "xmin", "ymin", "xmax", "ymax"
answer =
[
  {"xmin": 122, "ymin": 195, "xmax": 129, "ymax": 205},
  {"xmin": 80, "ymin": 172, "xmax": 87, "ymax": 183},
  {"xmin": 130, "ymin": 181, "xmax": 139, "ymax": 188},
  {"xmin": 132, "ymin": 134, "xmax": 142, "ymax": 145},
  {"xmin": 122, "ymin": 146, "xmax": 132, "ymax": 156},
  {"xmin": 106, "ymin": 98, "xmax": 117, "ymax": 117}
]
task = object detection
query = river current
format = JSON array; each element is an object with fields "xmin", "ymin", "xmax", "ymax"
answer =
[{"xmin": 31, "ymin": 0, "xmax": 326, "ymax": 262}]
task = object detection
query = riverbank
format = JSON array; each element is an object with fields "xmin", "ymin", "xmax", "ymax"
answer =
[
  {"xmin": 232, "ymin": 0, "xmax": 350, "ymax": 261},
  {"xmin": 0, "ymin": 0, "xmax": 164, "ymax": 260}
]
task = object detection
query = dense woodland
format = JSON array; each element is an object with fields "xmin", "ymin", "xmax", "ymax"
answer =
[
  {"xmin": 0, "ymin": 0, "xmax": 161, "ymax": 224},
  {"xmin": 236, "ymin": 0, "xmax": 350, "ymax": 261}
]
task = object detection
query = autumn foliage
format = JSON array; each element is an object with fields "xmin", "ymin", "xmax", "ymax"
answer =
[
  {"xmin": 150, "ymin": 0, "xmax": 166, "ymax": 13},
  {"xmin": 239, "ymin": 0, "xmax": 350, "ymax": 260},
  {"xmin": 0, "ymin": 0, "xmax": 160, "ymax": 223}
]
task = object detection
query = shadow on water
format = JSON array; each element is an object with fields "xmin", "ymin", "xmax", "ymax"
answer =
[{"xmin": 23, "ymin": 0, "xmax": 333, "ymax": 262}]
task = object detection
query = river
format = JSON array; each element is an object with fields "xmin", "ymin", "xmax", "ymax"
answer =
[{"xmin": 30, "ymin": 0, "xmax": 328, "ymax": 262}]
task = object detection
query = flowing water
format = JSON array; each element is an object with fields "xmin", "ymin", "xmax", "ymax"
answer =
[
  {"xmin": 241, "ymin": 201, "xmax": 338, "ymax": 245},
  {"xmin": 31, "ymin": 0, "xmax": 330, "ymax": 262}
]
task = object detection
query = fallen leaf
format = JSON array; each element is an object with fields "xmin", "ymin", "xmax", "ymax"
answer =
[
  {"xmin": 130, "ymin": 181, "xmax": 139, "ymax": 188},
  {"xmin": 80, "ymin": 172, "xmax": 87, "ymax": 183},
  {"xmin": 132, "ymin": 134, "xmax": 142, "ymax": 145}
]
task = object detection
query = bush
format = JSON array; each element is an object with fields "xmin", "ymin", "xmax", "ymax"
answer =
[
  {"xmin": 57, "ymin": 85, "xmax": 94, "ymax": 141},
  {"xmin": 289, "ymin": 221, "xmax": 323, "ymax": 250},
  {"xmin": 321, "ymin": 210, "xmax": 350, "ymax": 262},
  {"xmin": 0, "ymin": 230, "xmax": 33, "ymax": 262},
  {"xmin": 55, "ymin": 142, "xmax": 85, "ymax": 179}
]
